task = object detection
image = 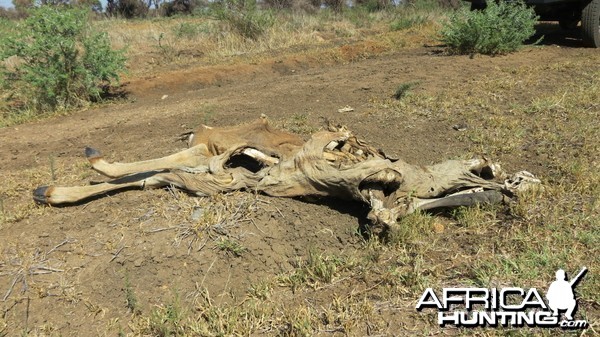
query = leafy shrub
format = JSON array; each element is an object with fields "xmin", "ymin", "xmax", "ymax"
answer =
[
  {"xmin": 211, "ymin": 0, "xmax": 275, "ymax": 40},
  {"xmin": 439, "ymin": 0, "xmax": 539, "ymax": 55},
  {"xmin": 0, "ymin": 6, "xmax": 126, "ymax": 111},
  {"xmin": 162, "ymin": 0, "xmax": 199, "ymax": 16}
]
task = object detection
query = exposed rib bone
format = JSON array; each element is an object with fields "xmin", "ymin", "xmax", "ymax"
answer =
[
  {"xmin": 410, "ymin": 190, "xmax": 506, "ymax": 213},
  {"xmin": 241, "ymin": 148, "xmax": 280, "ymax": 166}
]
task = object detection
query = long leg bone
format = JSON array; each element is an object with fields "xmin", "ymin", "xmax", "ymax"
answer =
[
  {"xmin": 86, "ymin": 144, "xmax": 212, "ymax": 178},
  {"xmin": 33, "ymin": 171, "xmax": 181, "ymax": 205}
]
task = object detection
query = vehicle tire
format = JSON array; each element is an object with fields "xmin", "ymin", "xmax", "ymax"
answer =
[{"xmin": 581, "ymin": 0, "xmax": 600, "ymax": 47}]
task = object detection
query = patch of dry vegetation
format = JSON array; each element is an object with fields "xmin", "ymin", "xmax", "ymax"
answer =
[
  {"xmin": 370, "ymin": 53, "xmax": 599, "ymax": 325},
  {"xmin": 96, "ymin": 9, "xmax": 439, "ymax": 77},
  {"xmin": 1, "ymin": 6, "xmax": 442, "ymax": 127}
]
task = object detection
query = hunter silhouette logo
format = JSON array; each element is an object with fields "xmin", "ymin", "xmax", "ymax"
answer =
[
  {"xmin": 416, "ymin": 267, "xmax": 589, "ymax": 329},
  {"xmin": 546, "ymin": 267, "xmax": 587, "ymax": 321}
]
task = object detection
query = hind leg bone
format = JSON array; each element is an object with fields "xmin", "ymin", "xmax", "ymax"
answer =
[
  {"xmin": 33, "ymin": 171, "xmax": 188, "ymax": 205},
  {"xmin": 86, "ymin": 144, "xmax": 211, "ymax": 178}
]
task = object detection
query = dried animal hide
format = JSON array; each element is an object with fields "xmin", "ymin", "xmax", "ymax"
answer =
[{"xmin": 34, "ymin": 116, "xmax": 541, "ymax": 228}]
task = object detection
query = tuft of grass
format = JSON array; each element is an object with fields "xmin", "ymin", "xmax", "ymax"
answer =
[
  {"xmin": 305, "ymin": 248, "xmax": 340, "ymax": 284},
  {"xmin": 174, "ymin": 193, "xmax": 256, "ymax": 253},
  {"xmin": 124, "ymin": 275, "xmax": 140, "ymax": 315},
  {"xmin": 451, "ymin": 204, "xmax": 499, "ymax": 230},
  {"xmin": 392, "ymin": 81, "xmax": 418, "ymax": 100},
  {"xmin": 215, "ymin": 238, "xmax": 248, "ymax": 257},
  {"xmin": 277, "ymin": 308, "xmax": 314, "ymax": 336},
  {"xmin": 0, "ymin": 109, "xmax": 40, "ymax": 128},
  {"xmin": 384, "ymin": 210, "xmax": 435, "ymax": 247},
  {"xmin": 247, "ymin": 280, "xmax": 272, "ymax": 300},
  {"xmin": 278, "ymin": 249, "xmax": 352, "ymax": 291},
  {"xmin": 390, "ymin": 15, "xmax": 429, "ymax": 31},
  {"xmin": 146, "ymin": 294, "xmax": 186, "ymax": 337},
  {"xmin": 280, "ymin": 113, "xmax": 315, "ymax": 135}
]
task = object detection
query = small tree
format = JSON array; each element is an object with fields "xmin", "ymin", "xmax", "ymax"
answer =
[
  {"xmin": 440, "ymin": 1, "xmax": 539, "ymax": 55},
  {"xmin": 162, "ymin": 0, "xmax": 198, "ymax": 16},
  {"xmin": 0, "ymin": 6, "xmax": 126, "ymax": 111},
  {"xmin": 73, "ymin": 0, "xmax": 104, "ymax": 12},
  {"xmin": 12, "ymin": 0, "xmax": 34, "ymax": 17},
  {"xmin": 0, "ymin": 7, "xmax": 21, "ymax": 20},
  {"xmin": 118, "ymin": 0, "xmax": 149, "ymax": 18}
]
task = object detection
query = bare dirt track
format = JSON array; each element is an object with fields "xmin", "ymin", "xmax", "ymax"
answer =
[{"xmin": 1, "ymin": 38, "xmax": 599, "ymax": 336}]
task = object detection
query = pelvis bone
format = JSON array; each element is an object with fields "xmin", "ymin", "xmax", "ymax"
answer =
[{"xmin": 33, "ymin": 116, "xmax": 541, "ymax": 228}]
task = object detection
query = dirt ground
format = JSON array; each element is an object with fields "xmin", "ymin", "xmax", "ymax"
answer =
[{"xmin": 0, "ymin": 25, "xmax": 598, "ymax": 336}]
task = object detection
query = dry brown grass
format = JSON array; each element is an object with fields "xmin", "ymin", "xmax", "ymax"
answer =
[{"xmin": 93, "ymin": 9, "xmax": 441, "ymax": 78}]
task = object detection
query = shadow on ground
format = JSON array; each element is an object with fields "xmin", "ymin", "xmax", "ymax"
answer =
[{"xmin": 530, "ymin": 22, "xmax": 588, "ymax": 48}]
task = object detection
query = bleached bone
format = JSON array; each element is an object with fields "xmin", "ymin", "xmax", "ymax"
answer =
[{"xmin": 504, "ymin": 171, "xmax": 543, "ymax": 194}]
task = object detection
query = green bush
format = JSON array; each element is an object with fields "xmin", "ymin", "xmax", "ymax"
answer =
[
  {"xmin": 162, "ymin": 0, "xmax": 199, "ymax": 17},
  {"xmin": 211, "ymin": 0, "xmax": 275, "ymax": 40},
  {"xmin": 439, "ymin": 1, "xmax": 539, "ymax": 55},
  {"xmin": 0, "ymin": 6, "xmax": 126, "ymax": 111},
  {"xmin": 112, "ymin": 0, "xmax": 149, "ymax": 18}
]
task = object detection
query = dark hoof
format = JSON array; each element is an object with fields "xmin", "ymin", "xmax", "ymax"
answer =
[
  {"xmin": 85, "ymin": 147, "xmax": 102, "ymax": 160},
  {"xmin": 33, "ymin": 186, "xmax": 52, "ymax": 205}
]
